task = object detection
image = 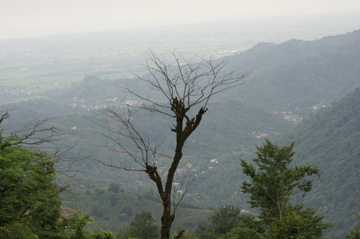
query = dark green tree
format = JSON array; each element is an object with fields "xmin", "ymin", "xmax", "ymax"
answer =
[
  {"xmin": 0, "ymin": 114, "xmax": 62, "ymax": 238},
  {"xmin": 221, "ymin": 213, "xmax": 264, "ymax": 239},
  {"xmin": 221, "ymin": 227, "xmax": 262, "ymax": 239},
  {"xmin": 0, "ymin": 112, "xmax": 115, "ymax": 239},
  {"xmin": 240, "ymin": 139, "xmax": 331, "ymax": 238},
  {"xmin": 195, "ymin": 205, "xmax": 241, "ymax": 238},
  {"xmin": 208, "ymin": 206, "xmax": 241, "ymax": 235},
  {"xmin": 120, "ymin": 211, "xmax": 159, "ymax": 239},
  {"xmin": 347, "ymin": 213, "xmax": 360, "ymax": 239}
]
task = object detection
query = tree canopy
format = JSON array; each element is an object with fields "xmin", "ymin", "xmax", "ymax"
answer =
[
  {"xmin": 0, "ymin": 112, "xmax": 116, "ymax": 239},
  {"xmin": 120, "ymin": 211, "xmax": 159, "ymax": 239},
  {"xmin": 347, "ymin": 213, "xmax": 360, "ymax": 239},
  {"xmin": 0, "ymin": 124, "xmax": 62, "ymax": 238},
  {"xmin": 240, "ymin": 139, "xmax": 331, "ymax": 238}
]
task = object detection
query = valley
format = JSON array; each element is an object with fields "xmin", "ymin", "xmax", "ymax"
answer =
[{"xmin": 1, "ymin": 13, "xmax": 360, "ymax": 238}]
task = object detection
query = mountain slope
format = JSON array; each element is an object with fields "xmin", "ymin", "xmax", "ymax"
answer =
[
  {"xmin": 222, "ymin": 29, "xmax": 360, "ymax": 115},
  {"xmin": 281, "ymin": 87, "xmax": 360, "ymax": 239}
]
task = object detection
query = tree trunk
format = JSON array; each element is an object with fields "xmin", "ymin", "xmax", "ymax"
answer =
[
  {"xmin": 160, "ymin": 201, "xmax": 174, "ymax": 239},
  {"xmin": 159, "ymin": 140, "xmax": 184, "ymax": 238},
  {"xmin": 104, "ymin": 51, "xmax": 243, "ymax": 239}
]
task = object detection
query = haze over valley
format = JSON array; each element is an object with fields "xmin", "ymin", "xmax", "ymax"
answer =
[{"xmin": 1, "ymin": 7, "xmax": 360, "ymax": 239}]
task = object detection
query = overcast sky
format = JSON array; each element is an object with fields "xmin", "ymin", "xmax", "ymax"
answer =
[{"xmin": 1, "ymin": 0, "xmax": 360, "ymax": 39}]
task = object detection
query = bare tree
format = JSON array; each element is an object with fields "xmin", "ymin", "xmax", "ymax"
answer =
[{"xmin": 102, "ymin": 50, "xmax": 245, "ymax": 239}]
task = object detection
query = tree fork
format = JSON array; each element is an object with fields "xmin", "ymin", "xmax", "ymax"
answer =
[{"xmin": 101, "ymin": 50, "xmax": 245, "ymax": 239}]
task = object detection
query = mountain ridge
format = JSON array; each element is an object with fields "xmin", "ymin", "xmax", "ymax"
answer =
[{"xmin": 222, "ymin": 29, "xmax": 360, "ymax": 115}]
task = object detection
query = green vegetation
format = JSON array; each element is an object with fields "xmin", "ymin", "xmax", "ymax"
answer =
[
  {"xmin": 0, "ymin": 113, "xmax": 116, "ymax": 239},
  {"xmin": 194, "ymin": 205, "xmax": 247, "ymax": 239},
  {"xmin": 0, "ymin": 143, "xmax": 61, "ymax": 238},
  {"xmin": 2, "ymin": 83, "xmax": 360, "ymax": 238},
  {"xmin": 281, "ymin": 87, "xmax": 360, "ymax": 238},
  {"xmin": 347, "ymin": 213, "xmax": 360, "ymax": 239},
  {"xmin": 240, "ymin": 139, "xmax": 331, "ymax": 238},
  {"xmin": 119, "ymin": 211, "xmax": 159, "ymax": 239},
  {"xmin": 63, "ymin": 186, "xmax": 210, "ymax": 233},
  {"xmin": 1, "ymin": 28, "xmax": 360, "ymax": 238},
  {"xmin": 223, "ymin": 30, "xmax": 360, "ymax": 116}
]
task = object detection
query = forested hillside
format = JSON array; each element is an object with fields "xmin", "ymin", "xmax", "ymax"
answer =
[
  {"xmin": 223, "ymin": 29, "xmax": 360, "ymax": 116},
  {"xmin": 281, "ymin": 87, "xmax": 360, "ymax": 239},
  {"xmin": 62, "ymin": 185, "xmax": 211, "ymax": 233},
  {"xmin": 2, "ymin": 29, "xmax": 360, "ymax": 238},
  {"xmin": 1, "ymin": 88, "xmax": 292, "ymax": 187}
]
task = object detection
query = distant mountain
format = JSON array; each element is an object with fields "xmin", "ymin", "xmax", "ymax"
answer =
[
  {"xmin": 281, "ymin": 87, "xmax": 360, "ymax": 239},
  {"xmin": 39, "ymin": 30, "xmax": 360, "ymax": 124},
  {"xmin": 3, "ymin": 28, "xmax": 360, "ymax": 237},
  {"xmin": 222, "ymin": 29, "xmax": 360, "ymax": 116}
]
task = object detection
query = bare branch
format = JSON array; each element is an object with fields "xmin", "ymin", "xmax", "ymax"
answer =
[
  {"xmin": 98, "ymin": 104, "xmax": 172, "ymax": 174},
  {"xmin": 172, "ymin": 172, "xmax": 195, "ymax": 216},
  {"xmin": 98, "ymin": 50, "xmax": 245, "ymax": 239},
  {"xmin": 0, "ymin": 113, "xmax": 62, "ymax": 151},
  {"xmin": 0, "ymin": 112, "xmax": 9, "ymax": 124}
]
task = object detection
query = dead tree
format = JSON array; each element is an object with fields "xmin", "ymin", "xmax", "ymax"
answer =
[{"xmin": 102, "ymin": 50, "xmax": 245, "ymax": 239}]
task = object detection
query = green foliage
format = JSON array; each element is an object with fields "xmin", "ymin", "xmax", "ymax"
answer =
[
  {"xmin": 221, "ymin": 213, "xmax": 264, "ymax": 239},
  {"xmin": 0, "ymin": 116, "xmax": 116, "ymax": 239},
  {"xmin": 281, "ymin": 87, "xmax": 360, "ymax": 238},
  {"xmin": 0, "ymin": 145, "xmax": 117, "ymax": 238},
  {"xmin": 347, "ymin": 214, "xmax": 360, "ymax": 239},
  {"xmin": 194, "ymin": 206, "xmax": 266, "ymax": 239},
  {"xmin": 0, "ymin": 142, "xmax": 62, "ymax": 238},
  {"xmin": 208, "ymin": 206, "xmax": 241, "ymax": 235},
  {"xmin": 63, "ymin": 185, "xmax": 210, "ymax": 234},
  {"xmin": 91, "ymin": 231, "xmax": 117, "ymax": 239},
  {"xmin": 59, "ymin": 213, "xmax": 92, "ymax": 239},
  {"xmin": 120, "ymin": 211, "xmax": 159, "ymax": 239},
  {"xmin": 56, "ymin": 212, "xmax": 118, "ymax": 239},
  {"xmin": 195, "ymin": 205, "xmax": 241, "ymax": 238},
  {"xmin": 241, "ymin": 139, "xmax": 319, "ymax": 223},
  {"xmin": 266, "ymin": 206, "xmax": 331, "ymax": 239},
  {"xmin": 240, "ymin": 139, "xmax": 331, "ymax": 238},
  {"xmin": 221, "ymin": 227, "xmax": 262, "ymax": 239}
]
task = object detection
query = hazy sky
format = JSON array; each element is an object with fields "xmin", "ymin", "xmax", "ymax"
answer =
[{"xmin": 1, "ymin": 0, "xmax": 360, "ymax": 39}]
